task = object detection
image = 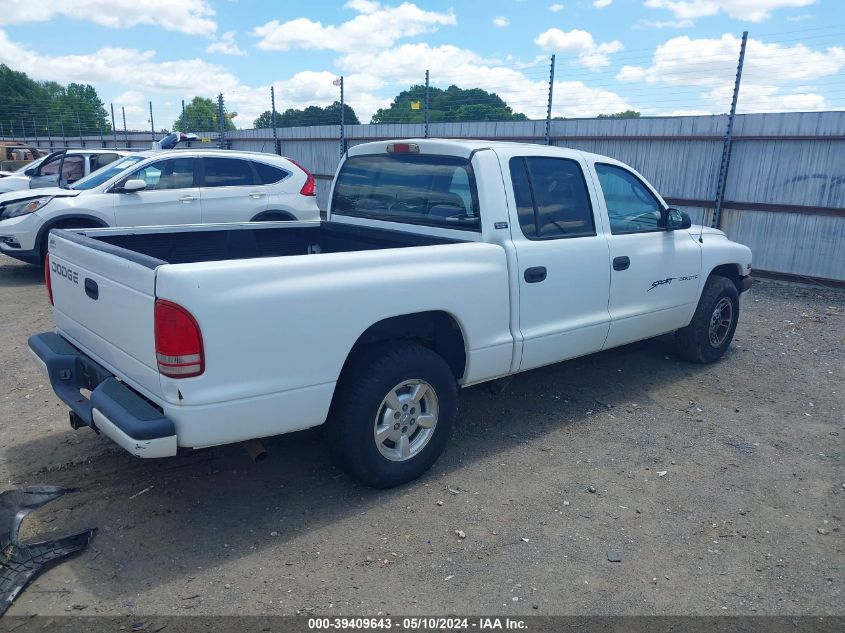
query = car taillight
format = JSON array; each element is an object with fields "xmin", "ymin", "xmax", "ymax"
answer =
[
  {"xmin": 154, "ymin": 299, "xmax": 204, "ymax": 378},
  {"xmin": 44, "ymin": 254, "xmax": 53, "ymax": 305},
  {"xmin": 288, "ymin": 158, "xmax": 316, "ymax": 196}
]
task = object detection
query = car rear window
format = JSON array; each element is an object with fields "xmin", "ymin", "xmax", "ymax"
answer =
[
  {"xmin": 331, "ymin": 154, "xmax": 480, "ymax": 231},
  {"xmin": 253, "ymin": 161, "xmax": 290, "ymax": 185}
]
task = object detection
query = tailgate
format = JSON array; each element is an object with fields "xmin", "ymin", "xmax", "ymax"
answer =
[{"xmin": 47, "ymin": 229, "xmax": 163, "ymax": 400}]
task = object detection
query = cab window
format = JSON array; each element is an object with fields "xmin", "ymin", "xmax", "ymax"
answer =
[
  {"xmin": 509, "ymin": 157, "xmax": 596, "ymax": 239},
  {"xmin": 595, "ymin": 163, "xmax": 664, "ymax": 234}
]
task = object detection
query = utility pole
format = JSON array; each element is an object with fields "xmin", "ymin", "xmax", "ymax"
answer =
[
  {"xmin": 122, "ymin": 106, "xmax": 128, "ymax": 147},
  {"xmin": 271, "ymin": 86, "xmax": 281, "ymax": 155},
  {"xmin": 544, "ymin": 54, "xmax": 556, "ymax": 146},
  {"xmin": 712, "ymin": 31, "xmax": 748, "ymax": 229},
  {"xmin": 339, "ymin": 76, "xmax": 346, "ymax": 156},
  {"xmin": 217, "ymin": 93, "xmax": 226, "ymax": 148},
  {"xmin": 149, "ymin": 101, "xmax": 155, "ymax": 143},
  {"xmin": 109, "ymin": 103, "xmax": 118, "ymax": 148},
  {"xmin": 76, "ymin": 112, "xmax": 84, "ymax": 147},
  {"xmin": 424, "ymin": 69, "xmax": 430, "ymax": 139},
  {"xmin": 181, "ymin": 99, "xmax": 186, "ymax": 131}
]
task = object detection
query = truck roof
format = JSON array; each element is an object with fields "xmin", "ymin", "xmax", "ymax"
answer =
[{"xmin": 348, "ymin": 138, "xmax": 611, "ymax": 164}]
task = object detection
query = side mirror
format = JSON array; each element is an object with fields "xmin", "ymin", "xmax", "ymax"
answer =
[
  {"xmin": 24, "ymin": 168, "xmax": 37, "ymax": 176},
  {"xmin": 121, "ymin": 179, "xmax": 147, "ymax": 193},
  {"xmin": 666, "ymin": 207, "xmax": 692, "ymax": 231}
]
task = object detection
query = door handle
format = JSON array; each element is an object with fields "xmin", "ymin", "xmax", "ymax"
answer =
[
  {"xmin": 179, "ymin": 195, "xmax": 197, "ymax": 203},
  {"xmin": 613, "ymin": 256, "xmax": 630, "ymax": 271},
  {"xmin": 248, "ymin": 191, "xmax": 265, "ymax": 199},
  {"xmin": 524, "ymin": 266, "xmax": 547, "ymax": 283},
  {"xmin": 84, "ymin": 278, "xmax": 98, "ymax": 300}
]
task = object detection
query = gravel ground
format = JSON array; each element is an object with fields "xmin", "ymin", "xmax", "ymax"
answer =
[{"xmin": 0, "ymin": 254, "xmax": 842, "ymax": 617}]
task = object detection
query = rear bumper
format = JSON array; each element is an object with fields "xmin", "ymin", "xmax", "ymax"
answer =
[{"xmin": 28, "ymin": 331, "xmax": 177, "ymax": 458}]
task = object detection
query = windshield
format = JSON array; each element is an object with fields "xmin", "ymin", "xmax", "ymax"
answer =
[
  {"xmin": 332, "ymin": 154, "xmax": 481, "ymax": 231},
  {"xmin": 10, "ymin": 155, "xmax": 47, "ymax": 175},
  {"xmin": 71, "ymin": 155, "xmax": 145, "ymax": 190}
]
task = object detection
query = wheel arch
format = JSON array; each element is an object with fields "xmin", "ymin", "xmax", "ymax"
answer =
[
  {"xmin": 707, "ymin": 263, "xmax": 744, "ymax": 293},
  {"xmin": 251, "ymin": 209, "xmax": 296, "ymax": 222},
  {"xmin": 36, "ymin": 213, "xmax": 108, "ymax": 258},
  {"xmin": 341, "ymin": 311, "xmax": 468, "ymax": 383}
]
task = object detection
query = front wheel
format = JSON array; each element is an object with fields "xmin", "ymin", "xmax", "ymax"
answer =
[
  {"xmin": 674, "ymin": 275, "xmax": 740, "ymax": 363},
  {"xmin": 327, "ymin": 342, "xmax": 458, "ymax": 488}
]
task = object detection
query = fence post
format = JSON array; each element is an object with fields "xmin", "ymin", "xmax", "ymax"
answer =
[
  {"xmin": 149, "ymin": 101, "xmax": 156, "ymax": 143},
  {"xmin": 46, "ymin": 114, "xmax": 52, "ymax": 150},
  {"xmin": 122, "ymin": 106, "xmax": 129, "ymax": 147},
  {"xmin": 712, "ymin": 31, "xmax": 747, "ymax": 229},
  {"xmin": 424, "ymin": 69, "xmax": 430, "ymax": 139},
  {"xmin": 271, "ymin": 86, "xmax": 281, "ymax": 155},
  {"xmin": 60, "ymin": 117, "xmax": 67, "ymax": 147},
  {"xmin": 339, "ymin": 76, "xmax": 346, "ymax": 156},
  {"xmin": 32, "ymin": 118, "xmax": 39, "ymax": 148},
  {"xmin": 217, "ymin": 93, "xmax": 226, "ymax": 148},
  {"xmin": 110, "ymin": 103, "xmax": 118, "ymax": 149},
  {"xmin": 99, "ymin": 119, "xmax": 105, "ymax": 147},
  {"xmin": 544, "ymin": 54, "xmax": 556, "ymax": 146},
  {"xmin": 76, "ymin": 112, "xmax": 84, "ymax": 147}
]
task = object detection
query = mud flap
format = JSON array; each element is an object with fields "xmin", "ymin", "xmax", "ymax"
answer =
[{"xmin": 0, "ymin": 486, "xmax": 96, "ymax": 616}]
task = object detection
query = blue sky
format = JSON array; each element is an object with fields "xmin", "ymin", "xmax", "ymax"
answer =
[{"xmin": 1, "ymin": 0, "xmax": 843, "ymax": 129}]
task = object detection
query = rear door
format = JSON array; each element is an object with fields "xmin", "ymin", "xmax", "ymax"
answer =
[
  {"xmin": 198, "ymin": 156, "xmax": 268, "ymax": 223},
  {"xmin": 591, "ymin": 162, "xmax": 701, "ymax": 348},
  {"xmin": 47, "ymin": 230, "xmax": 162, "ymax": 399},
  {"xmin": 505, "ymin": 152, "xmax": 612, "ymax": 371},
  {"xmin": 113, "ymin": 156, "xmax": 201, "ymax": 227}
]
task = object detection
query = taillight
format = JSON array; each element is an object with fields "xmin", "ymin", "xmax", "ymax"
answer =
[
  {"xmin": 44, "ymin": 254, "xmax": 53, "ymax": 305},
  {"xmin": 154, "ymin": 299, "xmax": 204, "ymax": 378},
  {"xmin": 288, "ymin": 158, "xmax": 316, "ymax": 196}
]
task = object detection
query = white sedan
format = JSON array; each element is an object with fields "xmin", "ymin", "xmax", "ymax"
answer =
[{"xmin": 0, "ymin": 149, "xmax": 321, "ymax": 266}]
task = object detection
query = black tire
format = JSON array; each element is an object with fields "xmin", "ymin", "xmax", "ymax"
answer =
[
  {"xmin": 327, "ymin": 341, "xmax": 458, "ymax": 488},
  {"xmin": 674, "ymin": 275, "xmax": 740, "ymax": 363}
]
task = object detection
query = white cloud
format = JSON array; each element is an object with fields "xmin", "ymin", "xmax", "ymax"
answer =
[
  {"xmin": 337, "ymin": 43, "xmax": 631, "ymax": 119},
  {"xmin": 617, "ymin": 34, "xmax": 844, "ymax": 113},
  {"xmin": 643, "ymin": 0, "xmax": 815, "ymax": 23},
  {"xmin": 252, "ymin": 2, "xmax": 456, "ymax": 53},
  {"xmin": 636, "ymin": 18, "xmax": 695, "ymax": 28},
  {"xmin": 593, "ymin": 0, "xmax": 613, "ymax": 7},
  {"xmin": 786, "ymin": 13, "xmax": 814, "ymax": 20},
  {"xmin": 206, "ymin": 31, "xmax": 247, "ymax": 56},
  {"xmin": 0, "ymin": 0, "xmax": 216, "ymax": 36},
  {"xmin": 534, "ymin": 28, "xmax": 624, "ymax": 69},
  {"xmin": 548, "ymin": 3, "xmax": 564, "ymax": 11},
  {"xmin": 493, "ymin": 16, "xmax": 510, "ymax": 27}
]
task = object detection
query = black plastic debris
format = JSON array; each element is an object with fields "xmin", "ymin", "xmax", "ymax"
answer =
[{"xmin": 0, "ymin": 486, "xmax": 96, "ymax": 616}]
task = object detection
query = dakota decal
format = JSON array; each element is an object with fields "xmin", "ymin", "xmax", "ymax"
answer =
[{"xmin": 648, "ymin": 274, "xmax": 699, "ymax": 291}]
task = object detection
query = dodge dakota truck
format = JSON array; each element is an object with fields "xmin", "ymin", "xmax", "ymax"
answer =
[{"xmin": 29, "ymin": 139, "xmax": 752, "ymax": 488}]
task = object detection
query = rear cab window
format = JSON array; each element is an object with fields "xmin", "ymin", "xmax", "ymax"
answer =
[{"xmin": 331, "ymin": 154, "xmax": 481, "ymax": 231}]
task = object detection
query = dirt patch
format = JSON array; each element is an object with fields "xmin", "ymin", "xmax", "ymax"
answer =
[{"xmin": 0, "ymin": 254, "xmax": 842, "ymax": 616}]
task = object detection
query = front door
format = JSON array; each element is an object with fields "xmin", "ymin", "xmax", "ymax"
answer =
[
  {"xmin": 113, "ymin": 156, "xmax": 201, "ymax": 227},
  {"xmin": 591, "ymin": 162, "xmax": 702, "ymax": 349},
  {"xmin": 508, "ymin": 154, "xmax": 612, "ymax": 371}
]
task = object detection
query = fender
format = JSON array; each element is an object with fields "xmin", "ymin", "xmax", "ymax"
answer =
[{"xmin": 36, "ymin": 214, "xmax": 109, "ymax": 258}]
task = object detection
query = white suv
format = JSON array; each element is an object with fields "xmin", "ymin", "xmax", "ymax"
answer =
[
  {"xmin": 0, "ymin": 149, "xmax": 321, "ymax": 266},
  {"xmin": 0, "ymin": 149, "xmax": 131, "ymax": 194}
]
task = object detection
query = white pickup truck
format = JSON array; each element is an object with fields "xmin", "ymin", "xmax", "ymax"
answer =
[{"xmin": 29, "ymin": 139, "xmax": 752, "ymax": 488}]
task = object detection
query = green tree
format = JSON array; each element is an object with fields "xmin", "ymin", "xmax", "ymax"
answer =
[
  {"xmin": 596, "ymin": 110, "xmax": 641, "ymax": 119},
  {"xmin": 0, "ymin": 64, "xmax": 110, "ymax": 136},
  {"xmin": 173, "ymin": 96, "xmax": 235, "ymax": 132},
  {"xmin": 370, "ymin": 85, "xmax": 527, "ymax": 124},
  {"xmin": 253, "ymin": 101, "xmax": 359, "ymax": 128}
]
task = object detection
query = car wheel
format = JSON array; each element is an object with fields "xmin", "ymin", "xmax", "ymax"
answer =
[
  {"xmin": 674, "ymin": 275, "xmax": 740, "ymax": 363},
  {"xmin": 327, "ymin": 341, "xmax": 458, "ymax": 488}
]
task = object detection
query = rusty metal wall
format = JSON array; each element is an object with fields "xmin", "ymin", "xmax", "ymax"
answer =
[{"xmin": 16, "ymin": 111, "xmax": 844, "ymax": 281}]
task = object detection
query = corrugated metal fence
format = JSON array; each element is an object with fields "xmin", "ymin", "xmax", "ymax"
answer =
[{"xmin": 18, "ymin": 111, "xmax": 845, "ymax": 282}]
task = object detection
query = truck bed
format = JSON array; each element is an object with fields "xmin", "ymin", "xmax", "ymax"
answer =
[{"xmin": 69, "ymin": 221, "xmax": 464, "ymax": 266}]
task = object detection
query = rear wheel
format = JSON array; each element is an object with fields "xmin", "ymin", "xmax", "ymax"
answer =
[
  {"xmin": 327, "ymin": 342, "xmax": 458, "ymax": 488},
  {"xmin": 674, "ymin": 275, "xmax": 739, "ymax": 363}
]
